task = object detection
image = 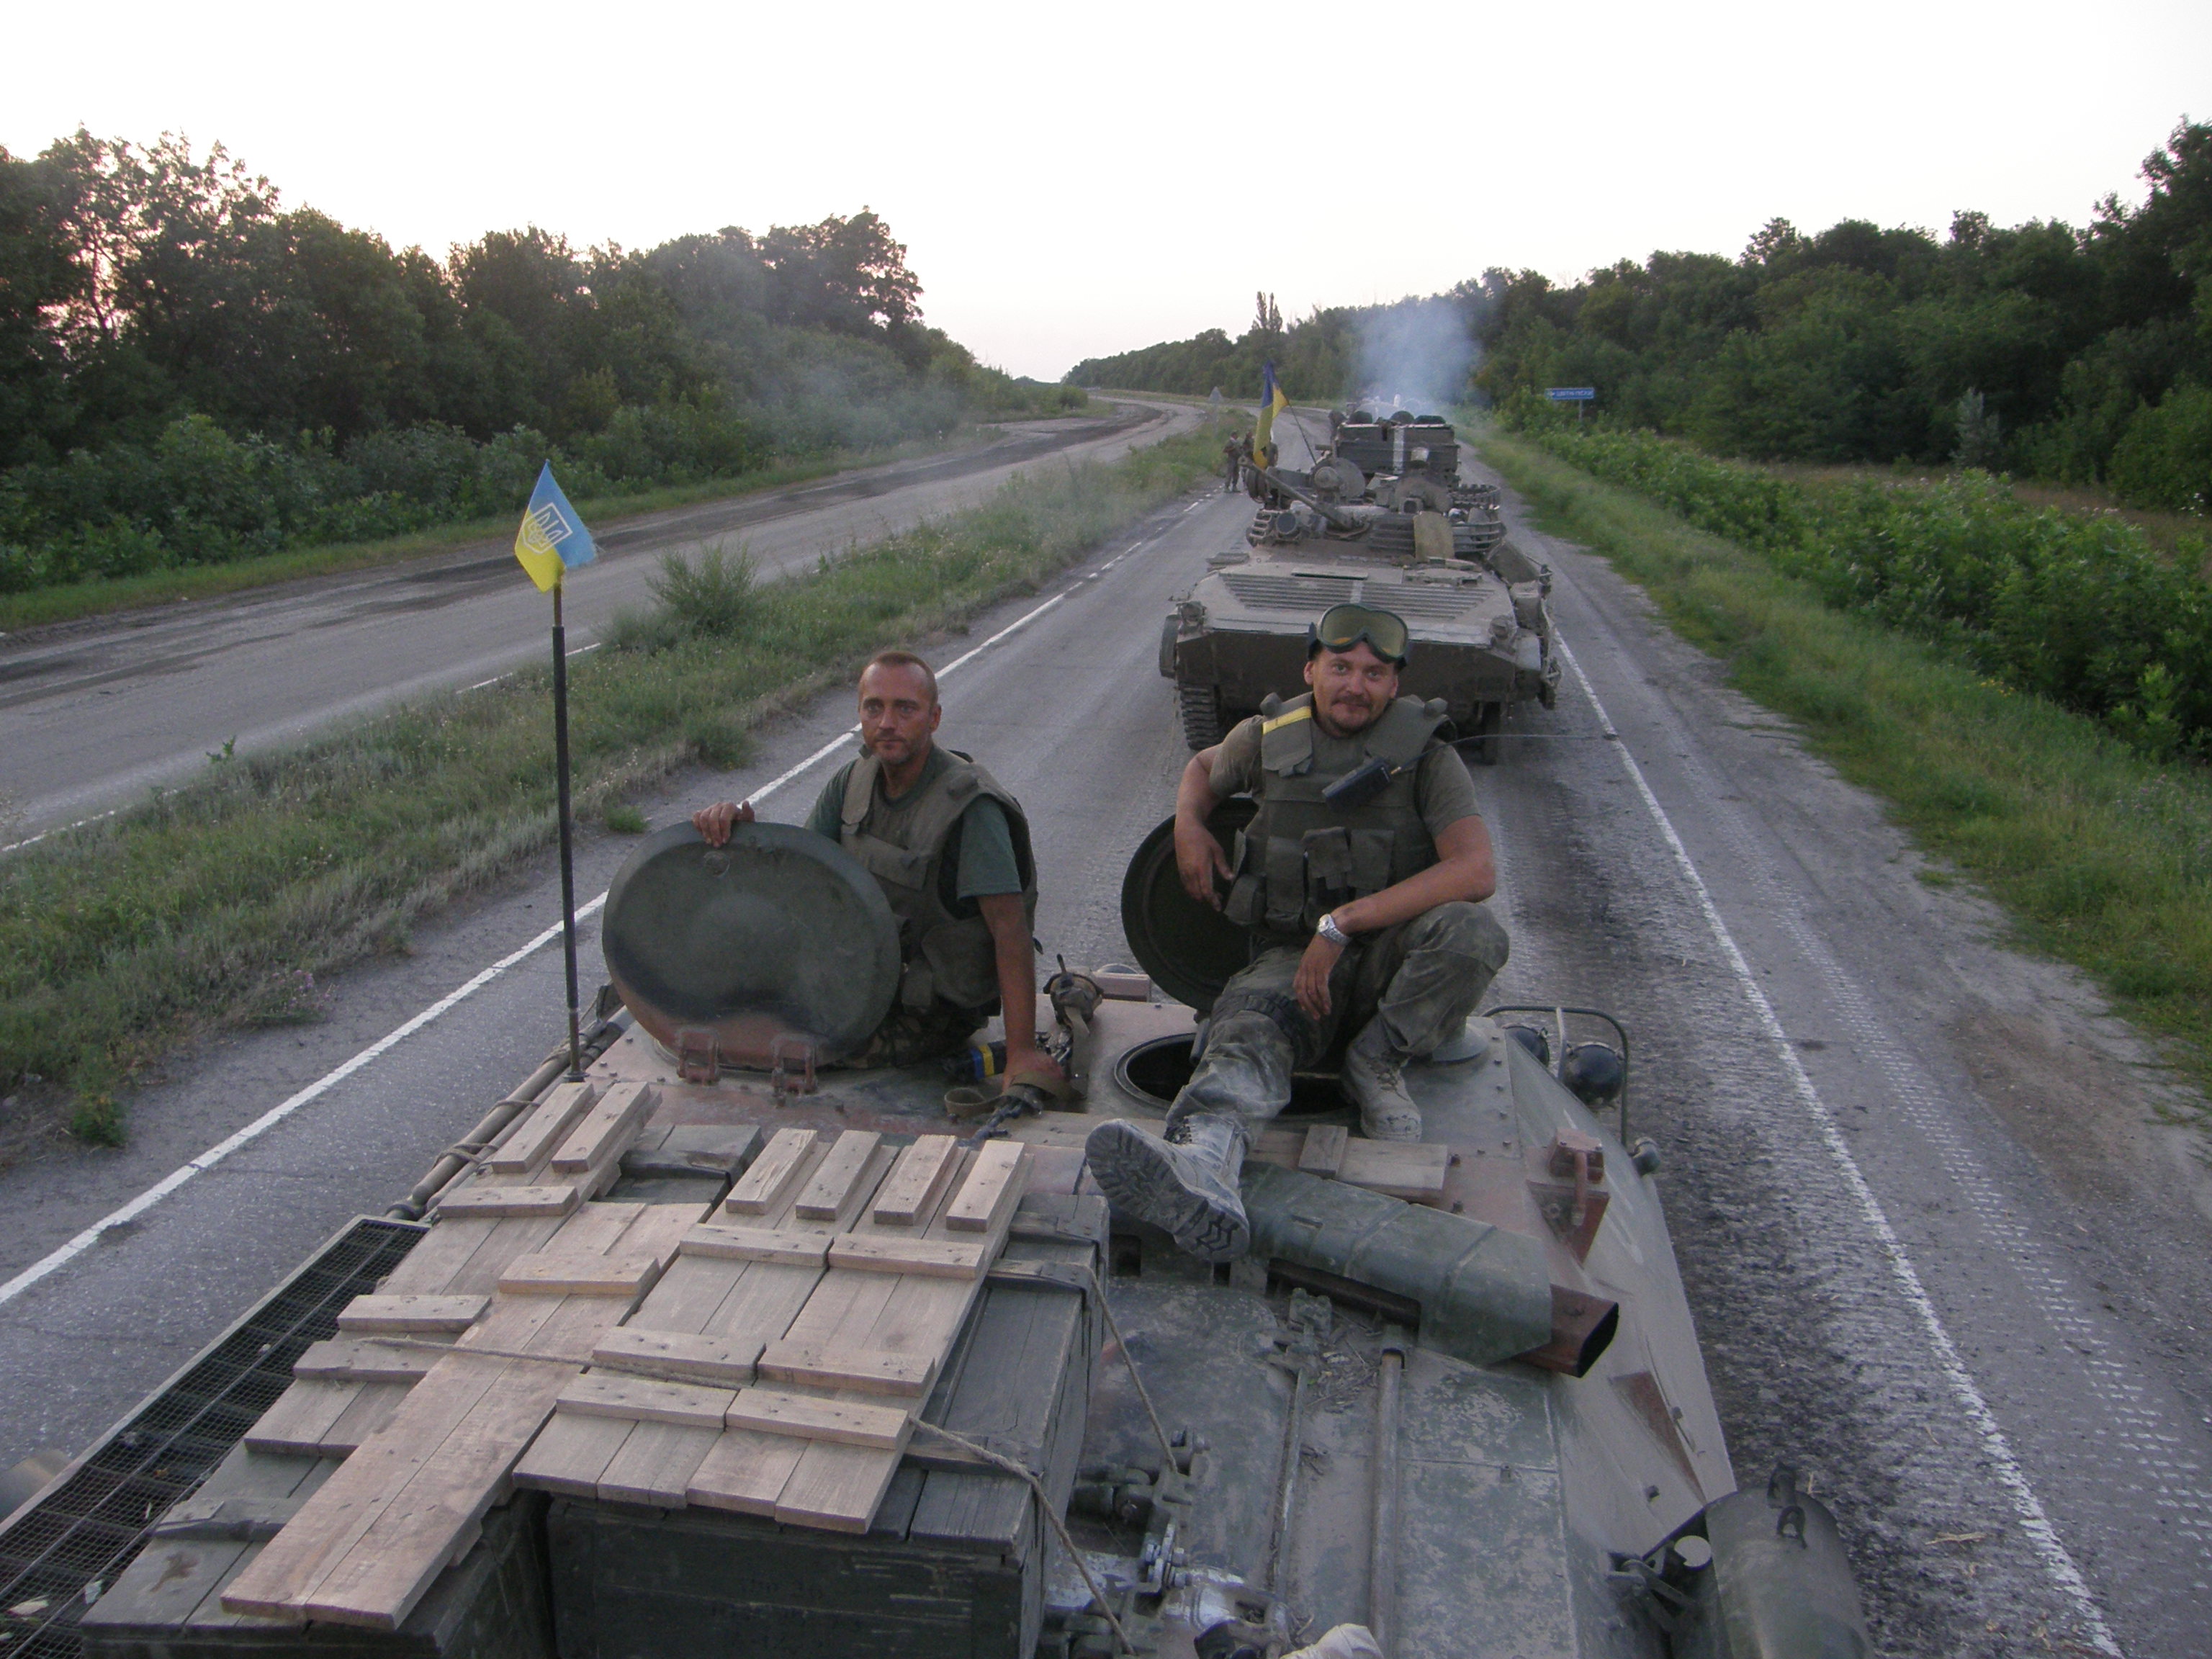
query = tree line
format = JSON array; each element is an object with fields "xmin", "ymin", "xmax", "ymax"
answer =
[
  {"xmin": 1065, "ymin": 118, "xmax": 2211, "ymax": 514},
  {"xmin": 0, "ymin": 131, "xmax": 1075, "ymax": 592}
]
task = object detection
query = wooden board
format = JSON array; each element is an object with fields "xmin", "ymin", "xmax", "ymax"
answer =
[
  {"xmin": 1335, "ymin": 1137, "xmax": 1451, "ymax": 1203},
  {"xmin": 793, "ymin": 1129, "xmax": 882, "ymax": 1220},
  {"xmin": 222, "ymin": 1200, "xmax": 706, "ymax": 1630},
  {"xmin": 513, "ymin": 1408, "xmax": 635, "ymax": 1499},
  {"xmin": 497, "ymin": 1247, "xmax": 661, "ymax": 1297},
  {"xmin": 549, "ymin": 1080, "xmax": 657, "ymax": 1174},
  {"xmin": 434, "ymin": 1182, "xmax": 583, "ymax": 1219},
  {"xmin": 335, "ymin": 1293, "xmax": 486, "ymax": 1335},
  {"xmin": 292, "ymin": 1336, "xmax": 444, "ymax": 1383},
  {"xmin": 595, "ymin": 1422, "xmax": 719, "ymax": 1509},
  {"xmin": 590, "ymin": 1327, "xmax": 762, "ymax": 1388},
  {"xmin": 824, "ymin": 1234, "xmax": 987, "ymax": 1279},
  {"xmin": 870, "ymin": 1135, "xmax": 961, "ymax": 1226},
  {"xmin": 679, "ymin": 1223, "xmax": 828, "ymax": 1267},
  {"xmin": 941, "ymin": 1139, "xmax": 1024, "ymax": 1233},
  {"xmin": 757, "ymin": 1339, "xmax": 937, "ymax": 1398},
  {"xmin": 724, "ymin": 1389, "xmax": 912, "ymax": 1451},
  {"xmin": 485, "ymin": 1081, "xmax": 597, "ymax": 1174},
  {"xmin": 685, "ymin": 1428, "xmax": 807, "ymax": 1516},
  {"xmin": 1299, "ymin": 1123, "xmax": 1349, "ymax": 1177},
  {"xmin": 721, "ymin": 1127, "xmax": 819, "ymax": 1217},
  {"xmin": 558, "ymin": 1373, "xmax": 735, "ymax": 1430}
]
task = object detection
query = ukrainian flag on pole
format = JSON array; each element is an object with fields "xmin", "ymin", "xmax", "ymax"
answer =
[
  {"xmin": 1252, "ymin": 362, "xmax": 1288, "ymax": 465},
  {"xmin": 513, "ymin": 462, "xmax": 598, "ymax": 593}
]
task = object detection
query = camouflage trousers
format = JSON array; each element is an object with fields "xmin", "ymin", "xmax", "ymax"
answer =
[
  {"xmin": 844, "ymin": 999, "xmax": 987, "ymax": 1069},
  {"xmin": 1164, "ymin": 901, "xmax": 1509, "ymax": 1132}
]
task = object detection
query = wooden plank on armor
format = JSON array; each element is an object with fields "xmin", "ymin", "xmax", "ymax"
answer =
[
  {"xmin": 485, "ymin": 1080, "xmax": 598, "ymax": 1173},
  {"xmin": 590, "ymin": 1326, "xmax": 763, "ymax": 1387},
  {"xmin": 942, "ymin": 1138, "xmax": 1025, "ymax": 1233},
  {"xmin": 793, "ymin": 1129, "xmax": 883, "ymax": 1219},
  {"xmin": 434, "ymin": 1182, "xmax": 583, "ymax": 1219},
  {"xmin": 680, "ymin": 1223, "xmax": 830, "ymax": 1267},
  {"xmin": 549, "ymin": 1080, "xmax": 657, "ymax": 1174},
  {"xmin": 557, "ymin": 1372, "xmax": 737, "ymax": 1430},
  {"xmin": 595, "ymin": 1421, "xmax": 721, "ymax": 1508},
  {"xmin": 513, "ymin": 1408, "xmax": 636, "ymax": 1498},
  {"xmin": 292, "ymin": 1336, "xmax": 445, "ymax": 1384},
  {"xmin": 870, "ymin": 1133, "xmax": 961, "ymax": 1226},
  {"xmin": 757, "ymin": 1339, "xmax": 938, "ymax": 1398},
  {"xmin": 723, "ymin": 1389, "xmax": 912, "ymax": 1451},
  {"xmin": 722, "ymin": 1127, "xmax": 819, "ymax": 1217},
  {"xmin": 1299, "ymin": 1123, "xmax": 1349, "ymax": 1177},
  {"xmin": 824, "ymin": 1234, "xmax": 988, "ymax": 1278},
  {"xmin": 498, "ymin": 1246, "xmax": 663, "ymax": 1297},
  {"xmin": 335, "ymin": 1293, "xmax": 487, "ymax": 1335}
]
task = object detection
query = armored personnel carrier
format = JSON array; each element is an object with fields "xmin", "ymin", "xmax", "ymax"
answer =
[
  {"xmin": 1168, "ymin": 463, "xmax": 1557, "ymax": 759},
  {"xmin": 1331, "ymin": 411, "xmax": 1492, "ymax": 516},
  {"xmin": 37, "ymin": 822, "xmax": 1868, "ymax": 1659}
]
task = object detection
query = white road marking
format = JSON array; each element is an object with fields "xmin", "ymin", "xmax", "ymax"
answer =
[
  {"xmin": 0, "ymin": 511, "xmax": 1177, "ymax": 1311},
  {"xmin": 0, "ymin": 807, "xmax": 118, "ymax": 857},
  {"xmin": 1555, "ymin": 634, "xmax": 2124, "ymax": 1656}
]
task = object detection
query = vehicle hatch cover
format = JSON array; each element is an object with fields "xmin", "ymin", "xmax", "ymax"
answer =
[
  {"xmin": 603, "ymin": 823, "xmax": 899, "ymax": 1064},
  {"xmin": 1120, "ymin": 799, "xmax": 1257, "ymax": 1012}
]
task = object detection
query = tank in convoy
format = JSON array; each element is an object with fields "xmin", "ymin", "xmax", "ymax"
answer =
[
  {"xmin": 1327, "ymin": 409, "xmax": 1497, "ymax": 518},
  {"xmin": 1169, "ymin": 453, "xmax": 1557, "ymax": 760},
  {"xmin": 47, "ymin": 796, "xmax": 1871, "ymax": 1659}
]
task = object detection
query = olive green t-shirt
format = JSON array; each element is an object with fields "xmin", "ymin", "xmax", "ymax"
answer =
[
  {"xmin": 804, "ymin": 745, "xmax": 1023, "ymax": 899},
  {"xmin": 1208, "ymin": 714, "xmax": 1481, "ymax": 840}
]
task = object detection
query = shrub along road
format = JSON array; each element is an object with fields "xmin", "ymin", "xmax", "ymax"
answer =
[
  {"xmin": 0, "ymin": 398, "xmax": 1197, "ymax": 842},
  {"xmin": 0, "ymin": 414, "xmax": 2204, "ymax": 1653}
]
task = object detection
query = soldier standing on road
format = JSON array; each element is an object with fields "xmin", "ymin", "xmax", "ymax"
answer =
[
  {"xmin": 1086, "ymin": 604, "xmax": 1508, "ymax": 1261},
  {"xmin": 1221, "ymin": 429, "xmax": 1247, "ymax": 493},
  {"xmin": 693, "ymin": 651, "xmax": 1064, "ymax": 1090}
]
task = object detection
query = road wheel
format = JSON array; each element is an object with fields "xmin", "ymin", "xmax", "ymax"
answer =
[
  {"xmin": 1465, "ymin": 701, "xmax": 1504, "ymax": 766},
  {"xmin": 1178, "ymin": 681, "xmax": 1225, "ymax": 750}
]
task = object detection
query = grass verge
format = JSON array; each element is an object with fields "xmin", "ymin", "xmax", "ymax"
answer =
[
  {"xmin": 0, "ymin": 417, "xmax": 1229, "ymax": 1144},
  {"xmin": 0, "ymin": 433, "xmax": 977, "ymax": 634},
  {"xmin": 1478, "ymin": 428, "xmax": 2212, "ymax": 1112}
]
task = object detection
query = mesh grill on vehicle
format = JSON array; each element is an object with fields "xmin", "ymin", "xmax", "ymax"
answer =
[
  {"xmin": 1219, "ymin": 572, "xmax": 1360, "ymax": 610},
  {"xmin": 0, "ymin": 1217, "xmax": 423, "ymax": 1659}
]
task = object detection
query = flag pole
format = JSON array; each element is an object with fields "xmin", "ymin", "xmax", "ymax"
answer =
[{"xmin": 551, "ymin": 580, "xmax": 585, "ymax": 1081}]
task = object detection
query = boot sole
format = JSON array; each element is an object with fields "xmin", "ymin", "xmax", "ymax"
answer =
[{"xmin": 1084, "ymin": 1122, "xmax": 1251, "ymax": 1264}]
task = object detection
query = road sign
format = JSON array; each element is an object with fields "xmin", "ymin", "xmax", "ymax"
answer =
[{"xmin": 1545, "ymin": 387, "xmax": 1596, "ymax": 401}]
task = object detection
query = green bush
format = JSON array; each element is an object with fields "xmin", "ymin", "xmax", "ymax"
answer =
[
  {"xmin": 2108, "ymin": 381, "xmax": 2212, "ymax": 514},
  {"xmin": 1501, "ymin": 412, "xmax": 2212, "ymax": 754}
]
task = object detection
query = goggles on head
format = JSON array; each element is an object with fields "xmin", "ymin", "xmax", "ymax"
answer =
[{"xmin": 1308, "ymin": 602, "xmax": 1411, "ymax": 667}]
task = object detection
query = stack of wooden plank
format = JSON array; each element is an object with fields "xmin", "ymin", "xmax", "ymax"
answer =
[
  {"xmin": 220, "ymin": 1198, "xmax": 705, "ymax": 1631},
  {"xmin": 514, "ymin": 1127, "xmax": 1030, "ymax": 1535},
  {"xmin": 433, "ymin": 1080, "xmax": 659, "ymax": 1220}
]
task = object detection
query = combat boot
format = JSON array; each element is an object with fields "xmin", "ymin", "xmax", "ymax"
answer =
[
  {"xmin": 1084, "ymin": 1114, "xmax": 1250, "ymax": 1262},
  {"xmin": 1341, "ymin": 1018, "xmax": 1423, "ymax": 1142}
]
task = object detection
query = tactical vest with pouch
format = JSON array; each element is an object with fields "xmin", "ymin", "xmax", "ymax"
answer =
[
  {"xmin": 839, "ymin": 750, "xmax": 1037, "ymax": 1012},
  {"xmin": 1223, "ymin": 693, "xmax": 1447, "ymax": 938}
]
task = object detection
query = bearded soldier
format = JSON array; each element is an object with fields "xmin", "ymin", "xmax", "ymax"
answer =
[
  {"xmin": 693, "ymin": 650, "xmax": 1062, "ymax": 1091},
  {"xmin": 1087, "ymin": 604, "xmax": 1508, "ymax": 1260}
]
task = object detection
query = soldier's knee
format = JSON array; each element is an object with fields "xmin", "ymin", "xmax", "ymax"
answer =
[{"xmin": 1411, "ymin": 902, "xmax": 1511, "ymax": 970}]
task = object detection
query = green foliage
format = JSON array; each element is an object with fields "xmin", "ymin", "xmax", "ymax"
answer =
[
  {"xmin": 603, "ymin": 804, "xmax": 648, "ymax": 834},
  {"xmin": 0, "ymin": 421, "xmax": 1226, "ymax": 1126},
  {"xmin": 1483, "ymin": 428, "xmax": 2212, "ymax": 1103},
  {"xmin": 1499, "ymin": 414, "xmax": 2212, "ymax": 756},
  {"xmin": 644, "ymin": 544, "xmax": 758, "ymax": 639},
  {"xmin": 0, "ymin": 131, "xmax": 1061, "ymax": 595},
  {"xmin": 1474, "ymin": 120, "xmax": 2212, "ymax": 507}
]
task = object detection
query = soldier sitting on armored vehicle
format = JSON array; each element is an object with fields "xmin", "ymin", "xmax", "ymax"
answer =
[
  {"xmin": 692, "ymin": 650, "xmax": 1063, "ymax": 1089},
  {"xmin": 1087, "ymin": 604, "xmax": 1509, "ymax": 1262}
]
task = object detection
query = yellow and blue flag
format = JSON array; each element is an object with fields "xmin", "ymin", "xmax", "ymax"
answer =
[
  {"xmin": 513, "ymin": 462, "xmax": 597, "ymax": 593},
  {"xmin": 1252, "ymin": 362, "xmax": 1289, "ymax": 465}
]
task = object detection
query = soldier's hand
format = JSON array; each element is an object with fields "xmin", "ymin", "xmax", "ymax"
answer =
[
  {"xmin": 1174, "ymin": 822, "xmax": 1234, "ymax": 909},
  {"xmin": 691, "ymin": 800, "xmax": 755, "ymax": 846},
  {"xmin": 1295, "ymin": 933, "xmax": 1343, "ymax": 1022}
]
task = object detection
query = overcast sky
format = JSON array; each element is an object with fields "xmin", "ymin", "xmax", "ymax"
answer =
[{"xmin": 7, "ymin": 0, "xmax": 2204, "ymax": 381}]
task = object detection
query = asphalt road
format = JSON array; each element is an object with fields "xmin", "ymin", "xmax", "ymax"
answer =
[
  {"xmin": 0, "ymin": 399, "xmax": 1201, "ymax": 841},
  {"xmin": 4, "ymin": 418, "xmax": 2208, "ymax": 1653}
]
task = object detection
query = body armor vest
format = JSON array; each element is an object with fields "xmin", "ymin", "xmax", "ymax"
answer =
[
  {"xmin": 1223, "ymin": 693, "xmax": 1447, "ymax": 938},
  {"xmin": 839, "ymin": 749, "xmax": 1036, "ymax": 1011}
]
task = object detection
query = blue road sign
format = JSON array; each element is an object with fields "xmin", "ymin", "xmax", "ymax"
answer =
[{"xmin": 1545, "ymin": 387, "xmax": 1596, "ymax": 401}]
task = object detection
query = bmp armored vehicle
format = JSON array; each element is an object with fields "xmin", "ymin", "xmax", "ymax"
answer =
[
  {"xmin": 1168, "ymin": 459, "xmax": 1559, "ymax": 758},
  {"xmin": 30, "ymin": 822, "xmax": 1870, "ymax": 1659},
  {"xmin": 1329, "ymin": 410, "xmax": 1493, "ymax": 516}
]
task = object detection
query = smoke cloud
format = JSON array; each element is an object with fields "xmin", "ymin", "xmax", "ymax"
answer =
[{"xmin": 1352, "ymin": 295, "xmax": 1480, "ymax": 413}]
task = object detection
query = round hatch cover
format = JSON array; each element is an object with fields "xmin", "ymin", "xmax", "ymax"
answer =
[
  {"xmin": 603, "ymin": 822, "xmax": 900, "ymax": 1064},
  {"xmin": 1119, "ymin": 799, "xmax": 1257, "ymax": 1013}
]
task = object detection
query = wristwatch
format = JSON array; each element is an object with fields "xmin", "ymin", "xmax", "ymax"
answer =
[{"xmin": 1316, "ymin": 912, "xmax": 1352, "ymax": 948}]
